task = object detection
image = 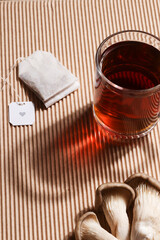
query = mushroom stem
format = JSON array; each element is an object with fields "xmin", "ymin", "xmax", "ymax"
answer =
[
  {"xmin": 126, "ymin": 173, "xmax": 160, "ymax": 240},
  {"xmin": 102, "ymin": 193, "xmax": 130, "ymax": 240},
  {"xmin": 75, "ymin": 212, "xmax": 118, "ymax": 240},
  {"xmin": 131, "ymin": 184, "xmax": 160, "ymax": 240},
  {"xmin": 95, "ymin": 183, "xmax": 135, "ymax": 240}
]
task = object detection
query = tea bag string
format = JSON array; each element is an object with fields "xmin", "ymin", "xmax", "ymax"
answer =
[{"xmin": 0, "ymin": 57, "xmax": 24, "ymax": 101}]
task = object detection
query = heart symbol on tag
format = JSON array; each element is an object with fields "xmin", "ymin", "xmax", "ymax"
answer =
[{"xmin": 19, "ymin": 112, "xmax": 26, "ymax": 117}]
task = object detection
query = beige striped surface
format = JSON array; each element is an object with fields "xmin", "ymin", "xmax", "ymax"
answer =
[{"xmin": 0, "ymin": 0, "xmax": 160, "ymax": 239}]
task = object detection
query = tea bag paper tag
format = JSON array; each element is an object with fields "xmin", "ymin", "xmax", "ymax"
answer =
[{"xmin": 9, "ymin": 102, "xmax": 35, "ymax": 126}]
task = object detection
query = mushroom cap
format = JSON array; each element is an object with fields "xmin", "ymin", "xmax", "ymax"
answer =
[
  {"xmin": 75, "ymin": 211, "xmax": 118, "ymax": 240},
  {"xmin": 125, "ymin": 173, "xmax": 160, "ymax": 194},
  {"xmin": 75, "ymin": 212, "xmax": 99, "ymax": 240},
  {"xmin": 95, "ymin": 182, "xmax": 135, "ymax": 210}
]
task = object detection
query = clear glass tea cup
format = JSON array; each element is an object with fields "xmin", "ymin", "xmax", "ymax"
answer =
[{"xmin": 93, "ymin": 30, "xmax": 160, "ymax": 138}]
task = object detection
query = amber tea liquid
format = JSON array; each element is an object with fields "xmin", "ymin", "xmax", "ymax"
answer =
[{"xmin": 94, "ymin": 41, "xmax": 160, "ymax": 135}]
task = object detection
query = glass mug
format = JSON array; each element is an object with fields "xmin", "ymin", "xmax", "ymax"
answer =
[{"xmin": 93, "ymin": 30, "xmax": 160, "ymax": 138}]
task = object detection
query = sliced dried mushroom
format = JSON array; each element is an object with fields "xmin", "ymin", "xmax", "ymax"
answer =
[
  {"xmin": 75, "ymin": 211, "xmax": 118, "ymax": 240},
  {"xmin": 95, "ymin": 183, "xmax": 135, "ymax": 240},
  {"xmin": 126, "ymin": 173, "xmax": 160, "ymax": 240}
]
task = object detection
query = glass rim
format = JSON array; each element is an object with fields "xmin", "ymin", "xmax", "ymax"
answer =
[{"xmin": 96, "ymin": 30, "xmax": 160, "ymax": 96}]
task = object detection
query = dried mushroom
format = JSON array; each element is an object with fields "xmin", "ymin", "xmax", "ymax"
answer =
[
  {"xmin": 75, "ymin": 211, "xmax": 118, "ymax": 240},
  {"xmin": 95, "ymin": 183, "xmax": 135, "ymax": 240},
  {"xmin": 126, "ymin": 173, "xmax": 160, "ymax": 240}
]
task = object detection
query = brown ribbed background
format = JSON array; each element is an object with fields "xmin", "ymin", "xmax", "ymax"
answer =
[{"xmin": 0, "ymin": 0, "xmax": 160, "ymax": 239}]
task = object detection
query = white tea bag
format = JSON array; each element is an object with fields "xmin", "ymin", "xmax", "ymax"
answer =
[{"xmin": 18, "ymin": 51, "xmax": 79, "ymax": 108}]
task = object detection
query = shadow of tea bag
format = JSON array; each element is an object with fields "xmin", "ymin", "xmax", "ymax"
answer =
[{"xmin": 18, "ymin": 51, "xmax": 79, "ymax": 108}]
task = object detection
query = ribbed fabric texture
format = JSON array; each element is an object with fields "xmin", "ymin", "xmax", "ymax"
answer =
[{"xmin": 0, "ymin": 0, "xmax": 160, "ymax": 239}]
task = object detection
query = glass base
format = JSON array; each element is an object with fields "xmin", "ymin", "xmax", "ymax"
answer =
[{"xmin": 93, "ymin": 105, "xmax": 158, "ymax": 140}]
